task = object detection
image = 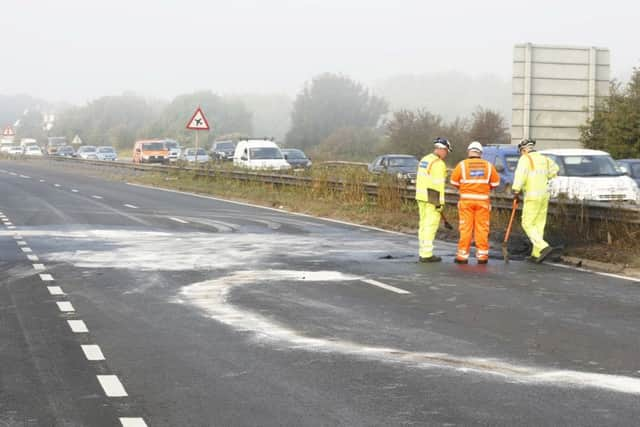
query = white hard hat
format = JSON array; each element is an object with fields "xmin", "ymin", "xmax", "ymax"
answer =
[{"xmin": 467, "ymin": 141, "xmax": 483, "ymax": 153}]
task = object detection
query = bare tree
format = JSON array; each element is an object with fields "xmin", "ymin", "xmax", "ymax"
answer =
[{"xmin": 469, "ymin": 107, "xmax": 509, "ymax": 145}]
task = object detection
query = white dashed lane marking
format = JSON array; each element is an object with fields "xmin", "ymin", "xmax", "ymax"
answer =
[
  {"xmin": 71, "ymin": 189, "xmax": 79, "ymax": 193},
  {"xmin": 169, "ymin": 217, "xmax": 189, "ymax": 224},
  {"xmin": 47, "ymin": 286, "xmax": 65, "ymax": 296},
  {"xmin": 27, "ymin": 255, "xmax": 39, "ymax": 261},
  {"xmin": 33, "ymin": 263, "xmax": 46, "ymax": 270},
  {"xmin": 56, "ymin": 301, "xmax": 75, "ymax": 312},
  {"xmin": 123, "ymin": 204, "xmax": 138, "ymax": 209},
  {"xmin": 54, "ymin": 184, "xmax": 61, "ymax": 187},
  {"xmin": 7, "ymin": 226, "xmax": 15, "ymax": 229},
  {"xmin": 21, "ymin": 247, "xmax": 33, "ymax": 253},
  {"xmin": 39, "ymin": 179, "xmax": 46, "ymax": 183},
  {"xmin": 13, "ymin": 235, "xmax": 22, "ymax": 240},
  {"xmin": 92, "ymin": 195, "xmax": 103, "ymax": 199},
  {"xmin": 81, "ymin": 345, "xmax": 106, "ymax": 361},
  {"xmin": 68, "ymin": 320, "xmax": 89, "ymax": 333},
  {"xmin": 39, "ymin": 273, "xmax": 54, "ymax": 281},
  {"xmin": 120, "ymin": 418, "xmax": 148, "ymax": 427},
  {"xmin": 361, "ymin": 279, "xmax": 411, "ymax": 295},
  {"xmin": 17, "ymin": 241, "xmax": 27, "ymax": 246},
  {"xmin": 97, "ymin": 375, "xmax": 128, "ymax": 397}
]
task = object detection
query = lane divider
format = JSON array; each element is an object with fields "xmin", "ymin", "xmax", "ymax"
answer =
[
  {"xmin": 1, "ymin": 213, "xmax": 147, "ymax": 424},
  {"xmin": 123, "ymin": 204, "xmax": 138, "ymax": 209},
  {"xmin": 169, "ymin": 217, "xmax": 189, "ymax": 224}
]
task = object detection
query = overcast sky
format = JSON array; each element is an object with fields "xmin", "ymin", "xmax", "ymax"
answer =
[{"xmin": 2, "ymin": 0, "xmax": 638, "ymax": 104}]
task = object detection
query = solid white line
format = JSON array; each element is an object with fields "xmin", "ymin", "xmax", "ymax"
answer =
[
  {"xmin": 71, "ymin": 189, "xmax": 79, "ymax": 193},
  {"xmin": 97, "ymin": 375, "xmax": 128, "ymax": 397},
  {"xmin": 47, "ymin": 286, "xmax": 65, "ymax": 296},
  {"xmin": 27, "ymin": 255, "xmax": 39, "ymax": 261},
  {"xmin": 123, "ymin": 204, "xmax": 138, "ymax": 209},
  {"xmin": 548, "ymin": 262, "xmax": 640, "ymax": 283},
  {"xmin": 21, "ymin": 247, "xmax": 32, "ymax": 253},
  {"xmin": 68, "ymin": 320, "xmax": 89, "ymax": 333},
  {"xmin": 362, "ymin": 279, "xmax": 411, "ymax": 295},
  {"xmin": 169, "ymin": 217, "xmax": 189, "ymax": 224},
  {"xmin": 39, "ymin": 273, "xmax": 54, "ymax": 281},
  {"xmin": 126, "ymin": 183, "xmax": 409, "ymax": 236},
  {"xmin": 81, "ymin": 345, "xmax": 105, "ymax": 361},
  {"xmin": 120, "ymin": 418, "xmax": 148, "ymax": 427},
  {"xmin": 17, "ymin": 241, "xmax": 27, "ymax": 246},
  {"xmin": 56, "ymin": 301, "xmax": 75, "ymax": 312},
  {"xmin": 92, "ymin": 195, "xmax": 103, "ymax": 199},
  {"xmin": 33, "ymin": 263, "xmax": 46, "ymax": 270}
]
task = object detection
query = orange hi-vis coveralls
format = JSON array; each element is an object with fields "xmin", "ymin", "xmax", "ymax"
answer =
[{"xmin": 450, "ymin": 158, "xmax": 500, "ymax": 262}]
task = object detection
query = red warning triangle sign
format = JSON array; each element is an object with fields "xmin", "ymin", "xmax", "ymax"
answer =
[
  {"xmin": 186, "ymin": 107, "xmax": 210, "ymax": 130},
  {"xmin": 2, "ymin": 126, "xmax": 15, "ymax": 136}
]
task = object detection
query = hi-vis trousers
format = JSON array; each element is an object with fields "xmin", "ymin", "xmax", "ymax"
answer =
[
  {"xmin": 456, "ymin": 199, "xmax": 490, "ymax": 261},
  {"xmin": 418, "ymin": 201, "xmax": 440, "ymax": 258},
  {"xmin": 521, "ymin": 196, "xmax": 550, "ymax": 258}
]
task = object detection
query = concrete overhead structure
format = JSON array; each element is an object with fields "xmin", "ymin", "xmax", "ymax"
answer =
[{"xmin": 511, "ymin": 43, "xmax": 610, "ymax": 149}]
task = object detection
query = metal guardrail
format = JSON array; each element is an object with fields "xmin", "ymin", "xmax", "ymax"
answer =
[{"xmin": 45, "ymin": 156, "xmax": 640, "ymax": 224}]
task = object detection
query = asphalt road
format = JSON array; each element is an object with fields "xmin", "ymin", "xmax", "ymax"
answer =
[{"xmin": 2, "ymin": 159, "xmax": 640, "ymax": 427}]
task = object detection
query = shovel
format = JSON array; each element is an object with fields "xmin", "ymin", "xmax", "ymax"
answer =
[{"xmin": 502, "ymin": 198, "xmax": 519, "ymax": 263}]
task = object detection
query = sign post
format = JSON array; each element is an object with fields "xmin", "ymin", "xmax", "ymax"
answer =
[{"xmin": 186, "ymin": 107, "xmax": 211, "ymax": 164}]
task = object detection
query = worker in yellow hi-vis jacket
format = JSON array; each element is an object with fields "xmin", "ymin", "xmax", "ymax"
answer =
[
  {"xmin": 512, "ymin": 139, "xmax": 560, "ymax": 263},
  {"xmin": 415, "ymin": 137, "xmax": 452, "ymax": 263}
]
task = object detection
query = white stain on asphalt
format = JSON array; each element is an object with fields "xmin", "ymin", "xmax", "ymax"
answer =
[{"xmin": 179, "ymin": 270, "xmax": 640, "ymax": 396}]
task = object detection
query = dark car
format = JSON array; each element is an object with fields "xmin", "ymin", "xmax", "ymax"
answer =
[
  {"xmin": 369, "ymin": 154, "xmax": 418, "ymax": 183},
  {"xmin": 210, "ymin": 140, "xmax": 237, "ymax": 161},
  {"xmin": 55, "ymin": 146, "xmax": 76, "ymax": 157},
  {"xmin": 282, "ymin": 148, "xmax": 312, "ymax": 169},
  {"xmin": 617, "ymin": 159, "xmax": 640, "ymax": 188}
]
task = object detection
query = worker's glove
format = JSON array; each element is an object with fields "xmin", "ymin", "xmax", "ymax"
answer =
[
  {"xmin": 435, "ymin": 204, "xmax": 444, "ymax": 213},
  {"xmin": 512, "ymin": 192, "xmax": 520, "ymax": 202}
]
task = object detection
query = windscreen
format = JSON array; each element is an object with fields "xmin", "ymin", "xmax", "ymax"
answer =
[
  {"xmin": 143, "ymin": 142, "xmax": 165, "ymax": 151},
  {"xmin": 558, "ymin": 155, "xmax": 623, "ymax": 177},
  {"xmin": 250, "ymin": 147, "xmax": 283, "ymax": 160},
  {"xmin": 216, "ymin": 142, "xmax": 235, "ymax": 150},
  {"xmin": 82, "ymin": 146, "xmax": 96, "ymax": 152},
  {"xmin": 98, "ymin": 147, "xmax": 114, "ymax": 153},
  {"xmin": 284, "ymin": 150, "xmax": 306, "ymax": 159},
  {"xmin": 388, "ymin": 157, "xmax": 417, "ymax": 167},
  {"xmin": 631, "ymin": 164, "xmax": 640, "ymax": 178},
  {"xmin": 164, "ymin": 141, "xmax": 178, "ymax": 149}
]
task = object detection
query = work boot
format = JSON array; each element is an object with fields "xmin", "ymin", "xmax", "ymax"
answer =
[
  {"xmin": 454, "ymin": 258, "xmax": 468, "ymax": 265},
  {"xmin": 477, "ymin": 259, "xmax": 488, "ymax": 265},
  {"xmin": 525, "ymin": 256, "xmax": 537, "ymax": 263},
  {"xmin": 420, "ymin": 256, "xmax": 442, "ymax": 263},
  {"xmin": 536, "ymin": 246, "xmax": 554, "ymax": 264}
]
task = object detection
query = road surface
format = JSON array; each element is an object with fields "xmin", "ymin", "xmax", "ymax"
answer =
[{"xmin": 1, "ymin": 160, "xmax": 640, "ymax": 426}]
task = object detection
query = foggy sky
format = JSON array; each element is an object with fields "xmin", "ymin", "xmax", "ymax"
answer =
[{"xmin": 2, "ymin": 0, "xmax": 638, "ymax": 104}]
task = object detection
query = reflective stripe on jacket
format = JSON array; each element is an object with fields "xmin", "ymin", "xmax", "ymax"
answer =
[
  {"xmin": 512, "ymin": 152, "xmax": 559, "ymax": 200},
  {"xmin": 450, "ymin": 158, "xmax": 500, "ymax": 201},
  {"xmin": 415, "ymin": 153, "xmax": 447, "ymax": 204}
]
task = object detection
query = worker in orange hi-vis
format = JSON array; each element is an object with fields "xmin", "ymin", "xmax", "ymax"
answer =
[{"xmin": 450, "ymin": 141, "xmax": 500, "ymax": 264}]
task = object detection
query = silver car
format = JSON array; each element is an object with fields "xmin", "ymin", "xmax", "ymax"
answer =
[{"xmin": 96, "ymin": 146, "xmax": 118, "ymax": 161}]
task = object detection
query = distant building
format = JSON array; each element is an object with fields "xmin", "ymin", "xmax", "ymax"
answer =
[{"xmin": 511, "ymin": 43, "xmax": 610, "ymax": 149}]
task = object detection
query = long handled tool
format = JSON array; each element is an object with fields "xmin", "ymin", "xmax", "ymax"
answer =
[
  {"xmin": 440, "ymin": 210, "xmax": 454, "ymax": 230},
  {"xmin": 502, "ymin": 199, "xmax": 519, "ymax": 263}
]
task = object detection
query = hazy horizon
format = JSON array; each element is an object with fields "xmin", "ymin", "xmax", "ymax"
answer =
[{"xmin": 1, "ymin": 0, "xmax": 638, "ymax": 105}]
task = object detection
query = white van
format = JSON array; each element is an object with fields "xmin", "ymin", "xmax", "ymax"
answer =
[
  {"xmin": 540, "ymin": 149, "xmax": 639, "ymax": 203},
  {"xmin": 233, "ymin": 139, "xmax": 291, "ymax": 170}
]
